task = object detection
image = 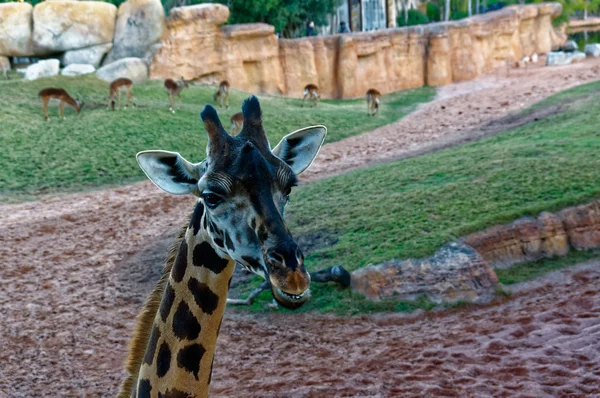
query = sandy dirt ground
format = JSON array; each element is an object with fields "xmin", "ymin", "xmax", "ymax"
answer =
[{"xmin": 2, "ymin": 58, "xmax": 600, "ymax": 397}]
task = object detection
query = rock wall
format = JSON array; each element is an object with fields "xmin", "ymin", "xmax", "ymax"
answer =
[
  {"xmin": 147, "ymin": 2, "xmax": 564, "ymax": 98},
  {"xmin": 353, "ymin": 199, "xmax": 600, "ymax": 303},
  {"xmin": 0, "ymin": 2, "xmax": 565, "ymax": 95},
  {"xmin": 464, "ymin": 200, "xmax": 600, "ymax": 268}
]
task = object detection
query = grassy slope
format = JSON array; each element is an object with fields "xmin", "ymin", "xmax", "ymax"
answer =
[
  {"xmin": 0, "ymin": 74, "xmax": 434, "ymax": 200},
  {"xmin": 240, "ymin": 80, "xmax": 600, "ymax": 314}
]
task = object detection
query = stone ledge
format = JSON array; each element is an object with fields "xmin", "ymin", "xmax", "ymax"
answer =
[{"xmin": 221, "ymin": 23, "xmax": 274, "ymax": 38}]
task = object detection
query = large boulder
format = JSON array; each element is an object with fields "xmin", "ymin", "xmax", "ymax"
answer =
[
  {"xmin": 96, "ymin": 57, "xmax": 148, "ymax": 84},
  {"xmin": 32, "ymin": 1, "xmax": 117, "ymax": 54},
  {"xmin": 24, "ymin": 59, "xmax": 60, "ymax": 81},
  {"xmin": 546, "ymin": 51, "xmax": 586, "ymax": 66},
  {"xmin": 62, "ymin": 63, "xmax": 95, "ymax": 77},
  {"xmin": 103, "ymin": 0, "xmax": 165, "ymax": 65},
  {"xmin": 351, "ymin": 242, "xmax": 499, "ymax": 303},
  {"xmin": 62, "ymin": 43, "xmax": 113, "ymax": 68},
  {"xmin": 0, "ymin": 3, "xmax": 33, "ymax": 56},
  {"xmin": 584, "ymin": 43, "xmax": 600, "ymax": 57}
]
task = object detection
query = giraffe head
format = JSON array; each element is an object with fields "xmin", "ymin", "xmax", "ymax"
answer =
[{"xmin": 137, "ymin": 96, "xmax": 326, "ymax": 308}]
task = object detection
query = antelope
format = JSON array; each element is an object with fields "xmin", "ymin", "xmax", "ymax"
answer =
[
  {"xmin": 164, "ymin": 76, "xmax": 190, "ymax": 113},
  {"xmin": 366, "ymin": 88, "xmax": 381, "ymax": 116},
  {"xmin": 302, "ymin": 84, "xmax": 320, "ymax": 107},
  {"xmin": 39, "ymin": 88, "xmax": 83, "ymax": 121},
  {"xmin": 108, "ymin": 78, "xmax": 136, "ymax": 111},
  {"xmin": 213, "ymin": 80, "xmax": 230, "ymax": 108},
  {"xmin": 230, "ymin": 112, "xmax": 244, "ymax": 135}
]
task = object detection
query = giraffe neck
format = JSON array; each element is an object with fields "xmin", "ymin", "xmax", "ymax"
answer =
[{"xmin": 135, "ymin": 202, "xmax": 235, "ymax": 398}]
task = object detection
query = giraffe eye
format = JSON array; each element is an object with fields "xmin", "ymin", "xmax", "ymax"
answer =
[{"xmin": 202, "ymin": 193, "xmax": 223, "ymax": 209}]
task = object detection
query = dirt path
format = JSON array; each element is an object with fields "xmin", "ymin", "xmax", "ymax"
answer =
[{"xmin": 2, "ymin": 58, "xmax": 600, "ymax": 397}]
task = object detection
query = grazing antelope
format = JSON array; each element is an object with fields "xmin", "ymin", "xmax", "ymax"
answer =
[
  {"xmin": 213, "ymin": 80, "xmax": 230, "ymax": 108},
  {"xmin": 108, "ymin": 78, "xmax": 136, "ymax": 111},
  {"xmin": 164, "ymin": 76, "xmax": 190, "ymax": 113},
  {"xmin": 366, "ymin": 89, "xmax": 381, "ymax": 116},
  {"xmin": 302, "ymin": 84, "xmax": 320, "ymax": 107},
  {"xmin": 39, "ymin": 88, "xmax": 83, "ymax": 121},
  {"xmin": 230, "ymin": 112, "xmax": 244, "ymax": 135}
]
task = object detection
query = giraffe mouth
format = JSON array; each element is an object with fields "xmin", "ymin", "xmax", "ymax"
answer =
[
  {"xmin": 275, "ymin": 287, "xmax": 309, "ymax": 302},
  {"xmin": 272, "ymin": 286, "xmax": 311, "ymax": 309}
]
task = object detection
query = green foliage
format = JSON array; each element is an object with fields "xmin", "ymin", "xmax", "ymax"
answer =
[
  {"xmin": 426, "ymin": 2, "xmax": 442, "ymax": 21},
  {"xmin": 194, "ymin": 0, "xmax": 336, "ymax": 37},
  {"xmin": 0, "ymin": 74, "xmax": 434, "ymax": 200},
  {"xmin": 397, "ymin": 9, "xmax": 429, "ymax": 27}
]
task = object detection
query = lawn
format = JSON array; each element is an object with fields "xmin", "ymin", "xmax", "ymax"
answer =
[
  {"xmin": 0, "ymin": 74, "xmax": 435, "ymax": 200},
  {"xmin": 237, "ymin": 79, "xmax": 600, "ymax": 314}
]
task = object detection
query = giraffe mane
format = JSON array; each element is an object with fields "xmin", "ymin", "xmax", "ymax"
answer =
[{"xmin": 117, "ymin": 221, "xmax": 189, "ymax": 398}]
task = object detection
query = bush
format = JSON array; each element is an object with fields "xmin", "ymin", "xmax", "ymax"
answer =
[
  {"xmin": 397, "ymin": 9, "xmax": 429, "ymax": 27},
  {"xmin": 426, "ymin": 3, "xmax": 441, "ymax": 21}
]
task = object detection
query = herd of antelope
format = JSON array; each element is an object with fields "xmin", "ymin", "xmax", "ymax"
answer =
[{"xmin": 37, "ymin": 78, "xmax": 381, "ymax": 121}]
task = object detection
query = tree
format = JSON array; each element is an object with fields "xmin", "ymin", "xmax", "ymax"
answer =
[
  {"xmin": 191, "ymin": 0, "xmax": 335, "ymax": 38},
  {"xmin": 445, "ymin": 0, "xmax": 450, "ymax": 20}
]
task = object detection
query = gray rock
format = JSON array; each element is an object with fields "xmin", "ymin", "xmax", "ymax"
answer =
[
  {"xmin": 546, "ymin": 51, "xmax": 586, "ymax": 66},
  {"xmin": 62, "ymin": 63, "xmax": 95, "ymax": 77},
  {"xmin": 31, "ymin": 1, "xmax": 117, "ymax": 53},
  {"xmin": 24, "ymin": 59, "xmax": 60, "ymax": 80},
  {"xmin": 584, "ymin": 43, "xmax": 600, "ymax": 57},
  {"xmin": 96, "ymin": 57, "xmax": 148, "ymax": 84},
  {"xmin": 62, "ymin": 43, "xmax": 113, "ymax": 68},
  {"xmin": 103, "ymin": 0, "xmax": 165, "ymax": 65},
  {"xmin": 351, "ymin": 242, "xmax": 499, "ymax": 304},
  {"xmin": 563, "ymin": 40, "xmax": 578, "ymax": 52}
]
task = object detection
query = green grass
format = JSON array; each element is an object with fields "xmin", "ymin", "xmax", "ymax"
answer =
[
  {"xmin": 248, "ymin": 80, "xmax": 600, "ymax": 314},
  {"xmin": 496, "ymin": 248, "xmax": 600, "ymax": 285},
  {"xmin": 0, "ymin": 74, "xmax": 435, "ymax": 200}
]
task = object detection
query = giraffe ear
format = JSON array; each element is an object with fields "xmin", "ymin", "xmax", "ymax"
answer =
[
  {"xmin": 272, "ymin": 125, "xmax": 326, "ymax": 175},
  {"xmin": 137, "ymin": 150, "xmax": 204, "ymax": 196}
]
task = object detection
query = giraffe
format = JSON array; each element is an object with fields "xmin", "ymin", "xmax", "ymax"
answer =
[{"xmin": 118, "ymin": 96, "xmax": 326, "ymax": 398}]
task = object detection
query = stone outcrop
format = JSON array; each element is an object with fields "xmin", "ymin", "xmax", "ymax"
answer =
[
  {"xmin": 148, "ymin": 4, "xmax": 230, "ymax": 84},
  {"xmin": 62, "ymin": 43, "xmax": 113, "ymax": 68},
  {"xmin": 0, "ymin": 3, "xmax": 33, "ymax": 56},
  {"xmin": 464, "ymin": 200, "xmax": 600, "ymax": 268},
  {"xmin": 62, "ymin": 63, "xmax": 95, "ymax": 77},
  {"xmin": 32, "ymin": 1, "xmax": 116, "ymax": 54},
  {"xmin": 558, "ymin": 201, "xmax": 600, "ymax": 250},
  {"xmin": 96, "ymin": 57, "xmax": 148, "ymax": 84},
  {"xmin": 103, "ymin": 0, "xmax": 165, "ymax": 65},
  {"xmin": 24, "ymin": 59, "xmax": 60, "ymax": 81},
  {"xmin": 351, "ymin": 242, "xmax": 499, "ymax": 303},
  {"xmin": 546, "ymin": 51, "xmax": 586, "ymax": 66}
]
